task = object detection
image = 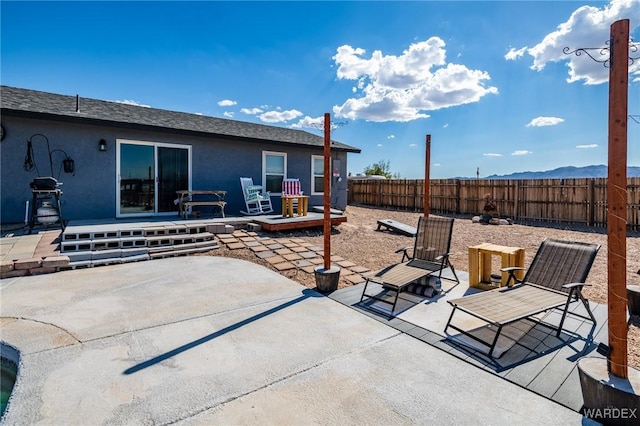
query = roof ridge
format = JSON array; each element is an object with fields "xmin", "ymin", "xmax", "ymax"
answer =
[{"xmin": 0, "ymin": 85, "xmax": 360, "ymax": 153}]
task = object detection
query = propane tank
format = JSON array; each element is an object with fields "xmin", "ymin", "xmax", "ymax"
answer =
[{"xmin": 37, "ymin": 201, "xmax": 59, "ymax": 224}]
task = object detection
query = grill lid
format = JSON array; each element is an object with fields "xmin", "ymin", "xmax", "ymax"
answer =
[{"xmin": 30, "ymin": 177, "xmax": 60, "ymax": 190}]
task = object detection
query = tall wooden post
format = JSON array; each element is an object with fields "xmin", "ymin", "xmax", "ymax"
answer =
[
  {"xmin": 607, "ymin": 19, "xmax": 629, "ymax": 378},
  {"xmin": 424, "ymin": 134, "xmax": 431, "ymax": 217},
  {"xmin": 323, "ymin": 112, "xmax": 331, "ymax": 270}
]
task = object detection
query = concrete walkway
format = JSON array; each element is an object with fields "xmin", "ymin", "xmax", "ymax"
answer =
[{"xmin": 0, "ymin": 256, "xmax": 593, "ymax": 425}]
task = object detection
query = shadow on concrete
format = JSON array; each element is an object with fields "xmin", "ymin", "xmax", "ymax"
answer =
[
  {"xmin": 444, "ymin": 320, "xmax": 599, "ymax": 373},
  {"xmin": 123, "ymin": 288, "xmax": 322, "ymax": 375}
]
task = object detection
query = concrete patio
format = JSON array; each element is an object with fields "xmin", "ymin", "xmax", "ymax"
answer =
[{"xmin": 0, "ymin": 255, "xmax": 596, "ymax": 425}]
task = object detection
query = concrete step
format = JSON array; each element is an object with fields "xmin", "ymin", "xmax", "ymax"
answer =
[
  {"xmin": 148, "ymin": 241, "xmax": 219, "ymax": 259},
  {"xmin": 60, "ymin": 223, "xmax": 218, "ymax": 269},
  {"xmin": 61, "ymin": 237, "xmax": 148, "ymax": 253},
  {"xmin": 67, "ymin": 240, "xmax": 217, "ymax": 268},
  {"xmin": 62, "ymin": 228, "xmax": 144, "ymax": 241}
]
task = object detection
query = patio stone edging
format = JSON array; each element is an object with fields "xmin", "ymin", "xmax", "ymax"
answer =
[
  {"xmin": 0, "ymin": 227, "xmax": 371, "ymax": 285},
  {"xmin": 217, "ymin": 229, "xmax": 369, "ymax": 285},
  {"xmin": 1, "ymin": 255, "xmax": 71, "ymax": 279}
]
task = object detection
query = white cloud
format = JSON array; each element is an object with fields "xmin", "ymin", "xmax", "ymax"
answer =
[
  {"xmin": 388, "ymin": 134, "xmax": 395, "ymax": 139},
  {"xmin": 240, "ymin": 107, "xmax": 264, "ymax": 115},
  {"xmin": 290, "ymin": 115, "xmax": 325, "ymax": 129},
  {"xmin": 259, "ymin": 109, "xmax": 303, "ymax": 123},
  {"xmin": 526, "ymin": 116, "xmax": 565, "ymax": 127},
  {"xmin": 433, "ymin": 163, "xmax": 441, "ymax": 167},
  {"xmin": 443, "ymin": 123, "xmax": 449, "ymax": 128},
  {"xmin": 114, "ymin": 99, "xmax": 150, "ymax": 108},
  {"xmin": 511, "ymin": 0, "xmax": 640, "ymax": 85},
  {"xmin": 331, "ymin": 37, "xmax": 498, "ymax": 122},
  {"xmin": 512, "ymin": 150, "xmax": 533, "ymax": 156},
  {"xmin": 377, "ymin": 143, "xmax": 383, "ymax": 147},
  {"xmin": 577, "ymin": 144, "xmax": 598, "ymax": 149},
  {"xmin": 483, "ymin": 153, "xmax": 502, "ymax": 157},
  {"xmin": 218, "ymin": 99, "xmax": 237, "ymax": 107},
  {"xmin": 504, "ymin": 46, "xmax": 527, "ymax": 61},
  {"xmin": 409, "ymin": 143, "xmax": 418, "ymax": 147},
  {"xmin": 223, "ymin": 111, "xmax": 234, "ymax": 118},
  {"xmin": 290, "ymin": 115, "xmax": 346, "ymax": 130}
]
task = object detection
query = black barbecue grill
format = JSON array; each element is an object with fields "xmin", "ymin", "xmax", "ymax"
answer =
[
  {"xmin": 30, "ymin": 176, "xmax": 61, "ymax": 191},
  {"xmin": 29, "ymin": 176, "xmax": 65, "ymax": 233}
]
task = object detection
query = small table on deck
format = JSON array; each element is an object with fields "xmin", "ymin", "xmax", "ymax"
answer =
[
  {"xmin": 468, "ymin": 243, "xmax": 525, "ymax": 290},
  {"xmin": 281, "ymin": 195, "xmax": 309, "ymax": 218},
  {"xmin": 176, "ymin": 190, "xmax": 227, "ymax": 219}
]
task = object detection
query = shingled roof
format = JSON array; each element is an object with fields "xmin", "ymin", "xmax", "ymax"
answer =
[{"xmin": 0, "ymin": 86, "xmax": 360, "ymax": 153}]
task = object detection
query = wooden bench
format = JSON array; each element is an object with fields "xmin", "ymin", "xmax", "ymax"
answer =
[
  {"xmin": 376, "ymin": 219, "xmax": 417, "ymax": 237},
  {"xmin": 177, "ymin": 190, "xmax": 227, "ymax": 219}
]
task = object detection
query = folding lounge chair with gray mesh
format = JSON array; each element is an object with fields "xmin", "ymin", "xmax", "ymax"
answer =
[
  {"xmin": 395, "ymin": 216, "xmax": 459, "ymax": 284},
  {"xmin": 445, "ymin": 238, "xmax": 600, "ymax": 358},
  {"xmin": 360, "ymin": 216, "xmax": 458, "ymax": 318}
]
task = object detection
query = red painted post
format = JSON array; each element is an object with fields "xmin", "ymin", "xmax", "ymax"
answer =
[
  {"xmin": 424, "ymin": 134, "xmax": 431, "ymax": 217},
  {"xmin": 607, "ymin": 19, "xmax": 629, "ymax": 378},
  {"xmin": 323, "ymin": 113, "xmax": 331, "ymax": 270}
]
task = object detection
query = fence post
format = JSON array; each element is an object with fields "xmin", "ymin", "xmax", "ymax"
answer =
[
  {"xmin": 589, "ymin": 178, "xmax": 595, "ymax": 227},
  {"xmin": 514, "ymin": 180, "xmax": 519, "ymax": 220}
]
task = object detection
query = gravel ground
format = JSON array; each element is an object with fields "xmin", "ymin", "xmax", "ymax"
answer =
[{"xmin": 203, "ymin": 204, "xmax": 640, "ymax": 370}]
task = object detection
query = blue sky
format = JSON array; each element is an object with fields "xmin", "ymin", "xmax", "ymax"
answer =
[{"xmin": 2, "ymin": 0, "xmax": 639, "ymax": 179}]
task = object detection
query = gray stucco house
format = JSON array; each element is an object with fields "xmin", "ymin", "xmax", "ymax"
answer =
[{"xmin": 0, "ymin": 86, "xmax": 360, "ymax": 224}]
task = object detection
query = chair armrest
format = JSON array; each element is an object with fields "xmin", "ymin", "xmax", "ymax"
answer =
[
  {"xmin": 395, "ymin": 246, "xmax": 411, "ymax": 262},
  {"xmin": 500, "ymin": 266, "xmax": 527, "ymax": 287},
  {"xmin": 500, "ymin": 266, "xmax": 527, "ymax": 273},
  {"xmin": 562, "ymin": 282, "xmax": 591, "ymax": 289},
  {"xmin": 562, "ymin": 282, "xmax": 591, "ymax": 299},
  {"xmin": 433, "ymin": 252, "xmax": 452, "ymax": 262}
]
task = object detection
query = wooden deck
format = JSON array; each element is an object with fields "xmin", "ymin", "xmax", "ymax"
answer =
[
  {"xmin": 251, "ymin": 211, "xmax": 347, "ymax": 232},
  {"xmin": 329, "ymin": 273, "xmax": 608, "ymax": 413},
  {"xmin": 59, "ymin": 210, "xmax": 347, "ymax": 234}
]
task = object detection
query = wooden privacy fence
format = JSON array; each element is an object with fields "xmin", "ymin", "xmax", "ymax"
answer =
[{"xmin": 347, "ymin": 177, "xmax": 640, "ymax": 230}]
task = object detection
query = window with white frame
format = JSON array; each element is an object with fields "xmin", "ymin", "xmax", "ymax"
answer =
[
  {"xmin": 312, "ymin": 155, "xmax": 324, "ymax": 194},
  {"xmin": 262, "ymin": 151, "xmax": 286, "ymax": 194}
]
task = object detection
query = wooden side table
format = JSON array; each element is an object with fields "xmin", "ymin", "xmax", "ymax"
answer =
[
  {"xmin": 468, "ymin": 243, "xmax": 525, "ymax": 290},
  {"xmin": 281, "ymin": 195, "xmax": 309, "ymax": 217}
]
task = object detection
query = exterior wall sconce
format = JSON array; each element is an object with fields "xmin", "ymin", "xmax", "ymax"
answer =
[
  {"xmin": 98, "ymin": 139, "xmax": 107, "ymax": 152},
  {"xmin": 51, "ymin": 149, "xmax": 75, "ymax": 175}
]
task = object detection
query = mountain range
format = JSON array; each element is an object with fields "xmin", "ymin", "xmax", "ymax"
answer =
[{"xmin": 477, "ymin": 165, "xmax": 640, "ymax": 180}]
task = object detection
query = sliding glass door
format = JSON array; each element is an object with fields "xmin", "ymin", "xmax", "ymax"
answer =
[
  {"xmin": 157, "ymin": 146, "xmax": 189, "ymax": 212},
  {"xmin": 117, "ymin": 140, "xmax": 190, "ymax": 217}
]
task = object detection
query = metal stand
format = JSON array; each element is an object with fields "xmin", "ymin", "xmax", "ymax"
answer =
[{"xmin": 29, "ymin": 189, "xmax": 65, "ymax": 234}]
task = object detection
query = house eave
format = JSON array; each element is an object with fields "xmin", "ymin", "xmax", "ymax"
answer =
[{"xmin": 1, "ymin": 107, "xmax": 362, "ymax": 153}]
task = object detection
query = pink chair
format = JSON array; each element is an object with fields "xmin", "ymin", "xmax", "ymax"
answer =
[
  {"xmin": 281, "ymin": 178, "xmax": 305, "ymax": 216},
  {"xmin": 282, "ymin": 178, "xmax": 302, "ymax": 196}
]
